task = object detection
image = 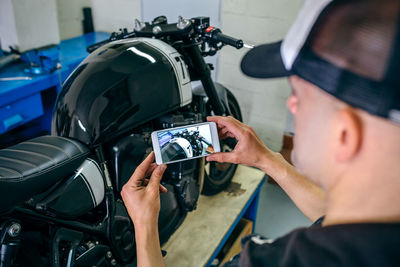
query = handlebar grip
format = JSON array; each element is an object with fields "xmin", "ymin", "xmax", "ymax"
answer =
[
  {"xmin": 212, "ymin": 32, "xmax": 243, "ymax": 49},
  {"xmin": 86, "ymin": 40, "xmax": 111, "ymax": 53}
]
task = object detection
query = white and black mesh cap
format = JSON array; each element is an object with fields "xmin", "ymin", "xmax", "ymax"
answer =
[{"xmin": 241, "ymin": 0, "xmax": 400, "ymax": 124}]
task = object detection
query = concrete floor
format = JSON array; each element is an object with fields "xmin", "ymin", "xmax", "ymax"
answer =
[{"xmin": 254, "ymin": 178, "xmax": 312, "ymax": 239}]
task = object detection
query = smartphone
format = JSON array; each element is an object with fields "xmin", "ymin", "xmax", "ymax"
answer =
[{"xmin": 151, "ymin": 122, "xmax": 221, "ymax": 165}]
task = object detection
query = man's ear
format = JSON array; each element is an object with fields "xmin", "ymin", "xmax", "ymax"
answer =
[{"xmin": 334, "ymin": 108, "xmax": 363, "ymax": 163}]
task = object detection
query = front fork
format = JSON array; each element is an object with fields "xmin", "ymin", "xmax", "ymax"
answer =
[{"xmin": 184, "ymin": 44, "xmax": 227, "ymax": 116}]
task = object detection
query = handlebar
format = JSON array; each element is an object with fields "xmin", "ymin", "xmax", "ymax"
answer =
[
  {"xmin": 85, "ymin": 16, "xmax": 245, "ymax": 54},
  {"xmin": 86, "ymin": 31, "xmax": 135, "ymax": 53},
  {"xmin": 205, "ymin": 26, "xmax": 243, "ymax": 49},
  {"xmin": 87, "ymin": 40, "xmax": 111, "ymax": 53},
  {"xmin": 213, "ymin": 32, "xmax": 243, "ymax": 49}
]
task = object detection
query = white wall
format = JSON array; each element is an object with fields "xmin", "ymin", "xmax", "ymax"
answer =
[
  {"xmin": 55, "ymin": 0, "xmax": 301, "ymax": 151},
  {"xmin": 91, "ymin": 0, "xmax": 141, "ymax": 33},
  {"xmin": 141, "ymin": 0, "xmax": 220, "ymax": 27},
  {"xmin": 57, "ymin": 0, "xmax": 92, "ymax": 40},
  {"xmin": 0, "ymin": 0, "xmax": 18, "ymax": 52},
  {"xmin": 0, "ymin": 0, "xmax": 60, "ymax": 52},
  {"xmin": 56, "ymin": 0, "xmax": 141, "ymax": 40},
  {"xmin": 217, "ymin": 0, "xmax": 303, "ymax": 152}
]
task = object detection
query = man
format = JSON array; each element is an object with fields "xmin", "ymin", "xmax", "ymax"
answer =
[{"xmin": 121, "ymin": 0, "xmax": 400, "ymax": 266}]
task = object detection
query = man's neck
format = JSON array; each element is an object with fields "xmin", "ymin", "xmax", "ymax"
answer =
[{"xmin": 323, "ymin": 165, "xmax": 400, "ymax": 226}]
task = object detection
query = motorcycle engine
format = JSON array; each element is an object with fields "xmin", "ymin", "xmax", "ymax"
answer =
[
  {"xmin": 107, "ymin": 110, "xmax": 204, "ymax": 244},
  {"xmin": 155, "ymin": 111, "xmax": 203, "ymax": 209}
]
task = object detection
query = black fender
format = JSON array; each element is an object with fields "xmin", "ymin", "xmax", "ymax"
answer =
[{"xmin": 192, "ymin": 82, "xmax": 233, "ymax": 116}]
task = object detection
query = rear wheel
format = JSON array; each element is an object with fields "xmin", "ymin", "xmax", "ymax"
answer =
[{"xmin": 202, "ymin": 89, "xmax": 242, "ymax": 195}]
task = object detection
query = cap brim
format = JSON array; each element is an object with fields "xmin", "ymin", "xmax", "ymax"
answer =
[{"xmin": 240, "ymin": 41, "xmax": 291, "ymax": 78}]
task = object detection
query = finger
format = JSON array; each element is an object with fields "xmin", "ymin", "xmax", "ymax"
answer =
[
  {"xmin": 218, "ymin": 125, "xmax": 237, "ymax": 139},
  {"xmin": 218, "ymin": 127, "xmax": 230, "ymax": 139},
  {"xmin": 220, "ymin": 126, "xmax": 229, "ymax": 135},
  {"xmin": 206, "ymin": 152, "xmax": 239, "ymax": 164},
  {"xmin": 221, "ymin": 131, "xmax": 236, "ymax": 139},
  {"xmin": 145, "ymin": 163, "xmax": 158, "ymax": 177},
  {"xmin": 207, "ymin": 116, "xmax": 243, "ymax": 138},
  {"xmin": 159, "ymin": 183, "xmax": 168, "ymax": 193},
  {"xmin": 220, "ymin": 127, "xmax": 237, "ymax": 139},
  {"xmin": 147, "ymin": 164, "xmax": 167, "ymax": 192},
  {"xmin": 126, "ymin": 152, "xmax": 155, "ymax": 186},
  {"xmin": 142, "ymin": 179, "xmax": 168, "ymax": 193},
  {"xmin": 217, "ymin": 126, "xmax": 223, "ymax": 135},
  {"xmin": 226, "ymin": 116, "xmax": 246, "ymax": 130},
  {"xmin": 208, "ymin": 115, "xmax": 242, "ymax": 126}
]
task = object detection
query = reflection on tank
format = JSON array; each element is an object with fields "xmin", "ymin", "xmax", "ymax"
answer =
[{"xmin": 159, "ymin": 126, "xmax": 214, "ymax": 162}]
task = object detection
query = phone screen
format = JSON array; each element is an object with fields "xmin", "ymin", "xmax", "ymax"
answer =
[{"xmin": 152, "ymin": 122, "xmax": 220, "ymax": 164}]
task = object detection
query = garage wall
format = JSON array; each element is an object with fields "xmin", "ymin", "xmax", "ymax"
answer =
[
  {"xmin": 57, "ymin": 0, "xmax": 142, "ymax": 39},
  {"xmin": 1, "ymin": 0, "xmax": 60, "ymax": 52},
  {"xmin": 217, "ymin": 0, "xmax": 303, "ymax": 151},
  {"xmin": 55, "ymin": 0, "xmax": 302, "ymax": 151},
  {"xmin": 91, "ymin": 0, "xmax": 141, "ymax": 34},
  {"xmin": 0, "ymin": 0, "xmax": 19, "ymax": 52},
  {"xmin": 57, "ymin": 0, "xmax": 92, "ymax": 40}
]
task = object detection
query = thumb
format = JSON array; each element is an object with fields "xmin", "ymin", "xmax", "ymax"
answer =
[
  {"xmin": 207, "ymin": 152, "xmax": 239, "ymax": 164},
  {"xmin": 148, "ymin": 164, "xmax": 167, "ymax": 192}
]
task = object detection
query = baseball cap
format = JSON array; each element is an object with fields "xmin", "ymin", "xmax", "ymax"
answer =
[{"xmin": 241, "ymin": 0, "xmax": 400, "ymax": 124}]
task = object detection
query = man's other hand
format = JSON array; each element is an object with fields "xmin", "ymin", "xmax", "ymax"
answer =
[{"xmin": 121, "ymin": 152, "xmax": 167, "ymax": 229}]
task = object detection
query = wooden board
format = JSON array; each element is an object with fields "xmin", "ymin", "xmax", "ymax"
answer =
[{"xmin": 162, "ymin": 165, "xmax": 265, "ymax": 267}]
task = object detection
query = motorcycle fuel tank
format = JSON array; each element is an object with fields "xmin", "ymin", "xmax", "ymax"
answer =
[{"xmin": 52, "ymin": 38, "xmax": 192, "ymax": 146}]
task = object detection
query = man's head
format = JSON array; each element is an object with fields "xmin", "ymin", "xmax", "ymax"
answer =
[
  {"xmin": 240, "ymin": 0, "xmax": 400, "ymax": 189},
  {"xmin": 287, "ymin": 76, "xmax": 345, "ymax": 188}
]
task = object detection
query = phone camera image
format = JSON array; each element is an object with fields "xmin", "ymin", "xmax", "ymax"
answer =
[{"xmin": 158, "ymin": 124, "xmax": 214, "ymax": 163}]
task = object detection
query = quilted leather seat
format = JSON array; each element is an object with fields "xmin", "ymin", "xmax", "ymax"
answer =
[{"xmin": 0, "ymin": 135, "xmax": 89, "ymax": 213}]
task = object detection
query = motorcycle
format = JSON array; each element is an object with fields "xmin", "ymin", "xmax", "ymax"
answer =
[{"xmin": 0, "ymin": 16, "xmax": 244, "ymax": 266}]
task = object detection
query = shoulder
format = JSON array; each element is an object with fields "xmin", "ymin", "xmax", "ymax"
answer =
[{"xmin": 236, "ymin": 223, "xmax": 400, "ymax": 267}]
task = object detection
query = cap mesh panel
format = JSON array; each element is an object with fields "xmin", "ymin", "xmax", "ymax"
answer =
[{"xmin": 309, "ymin": 0, "xmax": 399, "ymax": 81}]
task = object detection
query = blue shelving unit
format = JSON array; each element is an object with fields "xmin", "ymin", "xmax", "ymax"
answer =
[
  {"xmin": 0, "ymin": 32, "xmax": 109, "ymax": 145},
  {"xmin": 206, "ymin": 176, "xmax": 265, "ymax": 267}
]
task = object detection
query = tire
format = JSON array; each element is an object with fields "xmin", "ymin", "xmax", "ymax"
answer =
[{"xmin": 202, "ymin": 89, "xmax": 242, "ymax": 195}]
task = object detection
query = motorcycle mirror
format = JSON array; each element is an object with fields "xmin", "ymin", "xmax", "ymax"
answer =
[
  {"xmin": 135, "ymin": 19, "xmax": 146, "ymax": 31},
  {"xmin": 152, "ymin": 15, "xmax": 168, "ymax": 25}
]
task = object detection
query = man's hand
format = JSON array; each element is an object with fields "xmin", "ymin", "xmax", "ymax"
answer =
[
  {"xmin": 121, "ymin": 152, "xmax": 167, "ymax": 229},
  {"xmin": 121, "ymin": 152, "xmax": 167, "ymax": 267},
  {"xmin": 206, "ymin": 116, "xmax": 277, "ymax": 172},
  {"xmin": 207, "ymin": 116, "xmax": 326, "ymax": 221}
]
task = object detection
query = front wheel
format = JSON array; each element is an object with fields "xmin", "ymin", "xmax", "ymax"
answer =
[{"xmin": 202, "ymin": 89, "xmax": 242, "ymax": 195}]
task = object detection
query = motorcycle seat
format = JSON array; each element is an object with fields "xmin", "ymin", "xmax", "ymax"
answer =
[{"xmin": 0, "ymin": 135, "xmax": 89, "ymax": 213}]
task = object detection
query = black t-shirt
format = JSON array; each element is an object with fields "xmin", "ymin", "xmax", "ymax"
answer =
[{"xmin": 224, "ymin": 219, "xmax": 400, "ymax": 267}]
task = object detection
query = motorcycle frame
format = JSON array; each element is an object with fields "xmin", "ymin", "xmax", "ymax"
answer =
[{"xmin": 3, "ymin": 144, "xmax": 131, "ymax": 266}]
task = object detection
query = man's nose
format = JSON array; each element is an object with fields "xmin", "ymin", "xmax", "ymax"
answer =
[{"xmin": 287, "ymin": 94, "xmax": 298, "ymax": 114}]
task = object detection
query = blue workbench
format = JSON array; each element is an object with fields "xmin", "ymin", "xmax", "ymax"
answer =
[
  {"xmin": 0, "ymin": 32, "xmax": 109, "ymax": 142},
  {"xmin": 162, "ymin": 165, "xmax": 266, "ymax": 266}
]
